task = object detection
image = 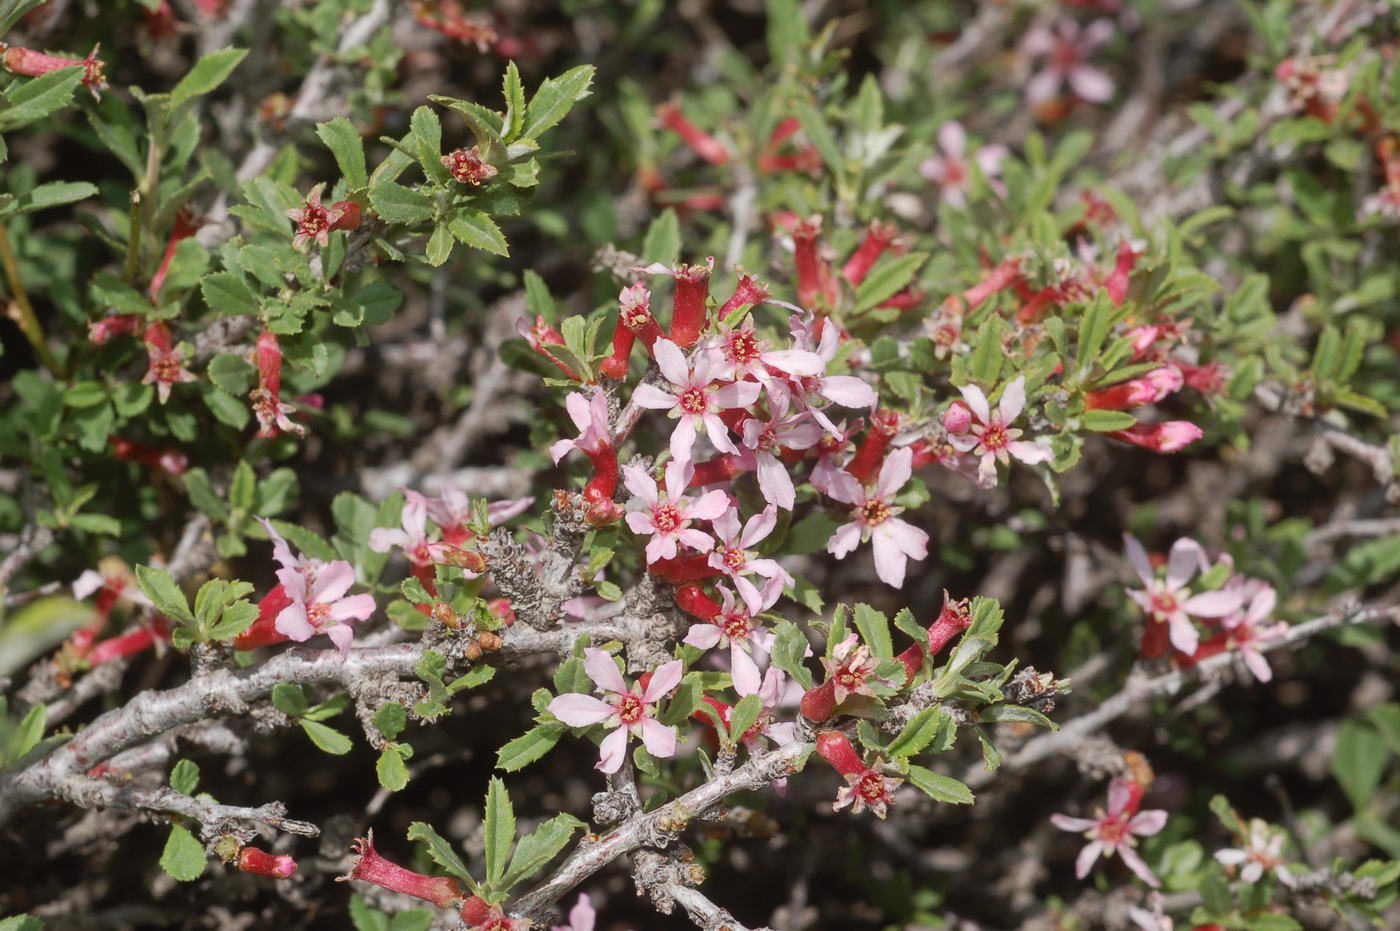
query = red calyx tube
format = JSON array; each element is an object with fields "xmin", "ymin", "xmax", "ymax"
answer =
[
  {"xmin": 675, "ymin": 583, "xmax": 722, "ymax": 621},
  {"xmin": 815, "ymin": 730, "xmax": 865, "ymax": 776},
  {"xmin": 844, "ymin": 409, "xmax": 901, "ymax": 485},
  {"xmin": 927, "ymin": 593, "xmax": 973, "ymax": 657},
  {"xmin": 669, "ymin": 261, "xmax": 712, "ymax": 348},
  {"xmin": 233, "ymin": 584, "xmax": 295, "ymax": 651},
  {"xmin": 800, "ymin": 680, "xmax": 838, "ymax": 723}
]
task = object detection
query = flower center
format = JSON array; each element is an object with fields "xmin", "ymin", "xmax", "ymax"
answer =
[
  {"xmin": 1150, "ymin": 591, "xmax": 1178, "ymax": 616},
  {"xmin": 679, "ymin": 387, "xmax": 709, "ymax": 414},
  {"xmin": 727, "ymin": 331, "xmax": 761, "ymax": 364},
  {"xmin": 943, "ymin": 158, "xmax": 966, "ymax": 184},
  {"xmin": 721, "ymin": 547, "xmax": 747, "ymax": 573},
  {"xmin": 835, "ymin": 665, "xmax": 866, "ymax": 692},
  {"xmin": 299, "ymin": 206, "xmax": 329, "ymax": 236},
  {"xmin": 652, "ymin": 504, "xmax": 682, "ymax": 532},
  {"xmin": 306, "ymin": 601, "xmax": 331, "ymax": 629},
  {"xmin": 615, "ymin": 693, "xmax": 645, "ymax": 725},
  {"xmin": 981, "ymin": 423, "xmax": 1010, "ymax": 451},
  {"xmin": 857, "ymin": 771, "xmax": 891, "ymax": 804},
  {"xmin": 721, "ymin": 613, "xmax": 751, "ymax": 640},
  {"xmin": 859, "ymin": 499, "xmax": 890, "ymax": 526},
  {"xmin": 1098, "ymin": 815, "xmax": 1128, "ymax": 844},
  {"xmin": 153, "ymin": 357, "xmax": 183, "ymax": 383}
]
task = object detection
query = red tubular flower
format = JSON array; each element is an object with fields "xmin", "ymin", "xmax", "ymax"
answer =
[
  {"xmin": 237, "ymin": 847, "xmax": 297, "ymax": 879},
  {"xmin": 758, "ymin": 118, "xmax": 822, "ymax": 175},
  {"xmin": 650, "ymin": 553, "xmax": 720, "ymax": 585},
  {"xmin": 88, "ymin": 313, "xmax": 144, "ymax": 344},
  {"xmin": 617, "ymin": 282, "xmax": 663, "ymax": 353},
  {"xmin": 686, "ymin": 453, "xmax": 749, "ymax": 488},
  {"xmin": 1108, "ymin": 421, "xmax": 1203, "ymax": 453},
  {"xmin": 149, "ymin": 209, "xmax": 203, "ymax": 301},
  {"xmin": 2, "ymin": 43, "xmax": 107, "ymax": 97},
  {"xmin": 599, "ymin": 318, "xmax": 635, "ymax": 380},
  {"xmin": 656, "ymin": 102, "xmax": 731, "ymax": 166},
  {"xmin": 819, "ymin": 732, "xmax": 906, "ymax": 818},
  {"xmin": 232, "ymin": 584, "xmax": 295, "ymax": 651},
  {"xmin": 792, "ymin": 215, "xmax": 838, "ymax": 310},
  {"xmin": 1014, "ymin": 285, "xmax": 1064, "ymax": 325},
  {"xmin": 110, "ymin": 437, "xmax": 188, "ymax": 474},
  {"xmin": 958, "ymin": 256, "xmax": 1023, "ymax": 311},
  {"xmin": 895, "ymin": 641, "xmax": 924, "ymax": 684},
  {"xmin": 927, "ymin": 592, "xmax": 972, "ymax": 657},
  {"xmin": 251, "ymin": 329, "xmax": 304, "ymax": 438},
  {"xmin": 88, "ymin": 618, "xmax": 171, "ymax": 666},
  {"xmin": 339, "ymin": 832, "xmax": 464, "ymax": 909},
  {"xmin": 1104, "ymin": 240, "xmax": 1142, "ymax": 306},
  {"xmin": 1084, "ymin": 367, "xmax": 1183, "ymax": 411},
  {"xmin": 800, "ymin": 679, "xmax": 837, "ymax": 723},
  {"xmin": 142, "ymin": 322, "xmax": 197, "ymax": 404},
  {"xmin": 582, "ymin": 445, "xmax": 620, "ymax": 502},
  {"xmin": 516, "ymin": 315, "xmax": 582, "ymax": 381},
  {"xmin": 1140, "ymin": 617, "xmax": 1171, "ymax": 658},
  {"xmin": 816, "ymin": 730, "xmax": 865, "ymax": 776},
  {"xmin": 718, "ymin": 273, "xmax": 771, "ymax": 318},
  {"xmin": 442, "ymin": 147, "xmax": 498, "ymax": 186},
  {"xmin": 844, "ymin": 409, "xmax": 902, "ymax": 485},
  {"xmin": 669, "ymin": 259, "xmax": 713, "ymax": 348},
  {"xmin": 841, "ymin": 222, "xmax": 899, "ymax": 288},
  {"xmin": 675, "ymin": 582, "xmax": 722, "ymax": 621}
]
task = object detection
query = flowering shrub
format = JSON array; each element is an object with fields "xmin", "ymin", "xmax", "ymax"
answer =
[{"xmin": 1, "ymin": 1, "xmax": 1399, "ymax": 929}]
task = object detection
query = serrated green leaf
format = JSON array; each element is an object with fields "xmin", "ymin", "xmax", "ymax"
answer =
[
  {"xmin": 1331, "ymin": 719, "xmax": 1389, "ymax": 809},
  {"xmin": 170, "ymin": 48, "xmax": 247, "ymax": 108},
  {"xmin": 852, "ymin": 253, "xmax": 927, "ymax": 314},
  {"xmin": 978, "ymin": 703, "xmax": 1056, "ymax": 729},
  {"xmin": 406, "ymin": 821, "xmax": 472, "ymax": 882},
  {"xmin": 501, "ymin": 61, "xmax": 526, "ymax": 140},
  {"xmin": 495, "ymin": 722, "xmax": 565, "ymax": 772},
  {"xmin": 271, "ymin": 683, "xmax": 308, "ymax": 717},
  {"xmin": 905, "ymin": 765, "xmax": 974, "ymax": 804},
  {"xmin": 500, "ymin": 812, "xmax": 582, "ymax": 889},
  {"xmin": 425, "ymin": 224, "xmax": 454, "ymax": 266},
  {"xmin": 483, "ymin": 777, "xmax": 514, "ymax": 887},
  {"xmin": 851, "ymin": 604, "xmax": 892, "ymax": 659},
  {"xmin": 135, "ymin": 565, "xmax": 193, "ymax": 623},
  {"xmin": 316, "ymin": 117, "xmax": 368, "ymax": 190},
  {"xmin": 727, "ymin": 694, "xmax": 763, "ymax": 746},
  {"xmin": 447, "ymin": 209, "xmax": 508, "ymax": 256},
  {"xmin": 160, "ymin": 824, "xmax": 207, "ymax": 881},
  {"xmin": 886, "ymin": 708, "xmax": 949, "ymax": 758},
  {"xmin": 169, "ymin": 758, "xmax": 199, "ymax": 795},
  {"xmin": 302, "ymin": 720, "xmax": 352, "ymax": 755},
  {"xmin": 369, "ymin": 181, "xmax": 434, "ymax": 225},
  {"xmin": 519, "ymin": 64, "xmax": 595, "ymax": 141},
  {"xmin": 377, "ymin": 744, "xmax": 410, "ymax": 791}
]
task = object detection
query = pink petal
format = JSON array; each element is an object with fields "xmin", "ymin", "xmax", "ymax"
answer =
[
  {"xmin": 1123, "ymin": 535, "xmax": 1154, "ymax": 584},
  {"xmin": 827, "ymin": 521, "xmax": 862, "ymax": 559},
  {"xmin": 1025, "ymin": 67, "xmax": 1063, "ymax": 105},
  {"xmin": 326, "ymin": 624, "xmax": 354, "ymax": 657},
  {"xmin": 997, "ymin": 376, "xmax": 1026, "ymax": 423},
  {"xmin": 730, "ymin": 644, "xmax": 762, "ymax": 696},
  {"xmin": 583, "ymin": 647, "xmax": 628, "ymax": 694},
  {"xmin": 1242, "ymin": 647, "xmax": 1273, "ymax": 683},
  {"xmin": 275, "ymin": 603, "xmax": 314, "ymax": 641},
  {"xmin": 329, "ymin": 593, "xmax": 376, "ymax": 622},
  {"xmin": 72, "ymin": 570, "xmax": 104, "ymax": 600},
  {"xmin": 684, "ymin": 624, "xmax": 723, "ymax": 650},
  {"xmin": 669, "ymin": 416, "xmax": 699, "ymax": 465},
  {"xmin": 687, "ymin": 489, "xmax": 731, "ymax": 521},
  {"xmin": 1166, "ymin": 538, "xmax": 1205, "ymax": 590},
  {"xmin": 740, "ymin": 506, "xmax": 777, "ymax": 548},
  {"xmin": 876, "ymin": 447, "xmax": 914, "ymax": 499},
  {"xmin": 1008, "ymin": 440, "xmax": 1053, "ymax": 465},
  {"xmin": 1051, "ymin": 814, "xmax": 1097, "ymax": 832},
  {"xmin": 823, "ymin": 469, "xmax": 864, "ymax": 506},
  {"xmin": 549, "ymin": 693, "xmax": 615, "ymax": 727},
  {"xmin": 1167, "ymin": 614, "xmax": 1200, "ymax": 655},
  {"xmin": 312, "ymin": 560, "xmax": 356, "ymax": 604},
  {"xmin": 646, "ymin": 534, "xmax": 676, "ymax": 562},
  {"xmin": 871, "ymin": 529, "xmax": 910, "ymax": 587},
  {"xmin": 1117, "ymin": 845, "xmax": 1161, "ymax": 888},
  {"xmin": 1075, "ymin": 840, "xmax": 1104, "ymax": 879},
  {"xmin": 631, "ymin": 384, "xmax": 678, "ymax": 409},
  {"xmin": 938, "ymin": 121, "xmax": 966, "ymax": 158},
  {"xmin": 819, "ymin": 375, "xmax": 877, "ymax": 409},
  {"xmin": 664, "ymin": 459, "xmax": 692, "ymax": 501},
  {"xmin": 714, "ymin": 380, "xmax": 761, "ymax": 408},
  {"xmin": 711, "ymin": 507, "xmax": 741, "ymax": 544},
  {"xmin": 756, "ymin": 453, "xmax": 796, "ymax": 510},
  {"xmin": 880, "ymin": 518, "xmax": 929, "ymax": 559},
  {"xmin": 622, "ymin": 464, "xmax": 658, "ymax": 506},
  {"xmin": 1069, "ymin": 65, "xmax": 1114, "ymax": 103},
  {"xmin": 642, "ymin": 659, "xmax": 684, "ymax": 703},
  {"xmin": 703, "ymin": 414, "xmax": 737, "ymax": 455},
  {"xmin": 652, "ymin": 338, "xmax": 690, "ymax": 387},
  {"xmin": 595, "ymin": 726, "xmax": 628, "ymax": 774},
  {"xmin": 368, "ymin": 528, "xmax": 409, "ymax": 553},
  {"xmin": 958, "ymin": 383, "xmax": 991, "ymax": 424},
  {"xmin": 676, "ymin": 528, "xmax": 715, "ymax": 551},
  {"xmin": 638, "ymin": 717, "xmax": 677, "ymax": 759},
  {"xmin": 1182, "ymin": 590, "xmax": 1244, "ymax": 618},
  {"xmin": 1129, "ymin": 810, "xmax": 1167, "ymax": 836},
  {"xmin": 760, "ymin": 349, "xmax": 824, "ymax": 376}
]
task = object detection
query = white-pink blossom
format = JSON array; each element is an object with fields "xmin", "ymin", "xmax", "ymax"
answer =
[
  {"xmin": 707, "ymin": 505, "xmax": 792, "ymax": 612},
  {"xmin": 1124, "ymin": 535, "xmax": 1243, "ymax": 655},
  {"xmin": 920, "ymin": 122, "xmax": 1008, "ymax": 207},
  {"xmin": 785, "ymin": 313, "xmax": 878, "ymax": 434},
  {"xmin": 549, "ymin": 390, "xmax": 612, "ymax": 464},
  {"xmin": 825, "ymin": 447, "xmax": 929, "ymax": 588},
  {"xmin": 1221, "ymin": 579, "xmax": 1289, "ymax": 682},
  {"xmin": 707, "ymin": 318, "xmax": 824, "ymax": 385},
  {"xmin": 550, "ymin": 893, "xmax": 597, "ymax": 931},
  {"xmin": 947, "ymin": 376, "xmax": 1053, "ymax": 486},
  {"xmin": 547, "ymin": 649, "xmax": 683, "ymax": 774},
  {"xmin": 630, "ymin": 338, "xmax": 760, "ymax": 466},
  {"xmin": 367, "ymin": 490, "xmax": 439, "ymax": 567},
  {"xmin": 683, "ymin": 580, "xmax": 783, "ymax": 696},
  {"xmin": 739, "ymin": 393, "xmax": 822, "ymax": 510},
  {"xmin": 1214, "ymin": 818, "xmax": 1295, "ymax": 887},
  {"xmin": 1022, "ymin": 18, "xmax": 1117, "ymax": 105},
  {"xmin": 1051, "ymin": 778, "xmax": 1167, "ymax": 887},
  {"xmin": 623, "ymin": 461, "xmax": 728, "ymax": 563},
  {"xmin": 274, "ymin": 560, "xmax": 375, "ymax": 657}
]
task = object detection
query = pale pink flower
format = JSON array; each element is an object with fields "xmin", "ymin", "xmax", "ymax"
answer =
[
  {"xmin": 833, "ymin": 768, "xmax": 903, "ymax": 819},
  {"xmin": 72, "ymin": 568, "xmax": 152, "ymax": 609},
  {"xmin": 551, "ymin": 893, "xmax": 597, "ymax": 931},
  {"xmin": 820, "ymin": 633, "xmax": 886, "ymax": 704},
  {"xmin": 706, "ymin": 318, "xmax": 824, "ymax": 385},
  {"xmin": 707, "ymin": 505, "xmax": 792, "ymax": 612},
  {"xmin": 1215, "ymin": 818, "xmax": 1295, "ymax": 887},
  {"xmin": 920, "ymin": 121, "xmax": 1008, "ymax": 207},
  {"xmin": 735, "ymin": 665, "xmax": 797, "ymax": 751},
  {"xmin": 257, "ymin": 517, "xmax": 325, "ymax": 580},
  {"xmin": 1221, "ymin": 580, "xmax": 1289, "ymax": 683},
  {"xmin": 784, "ymin": 314, "xmax": 878, "ymax": 434},
  {"xmin": 1124, "ymin": 535, "xmax": 1243, "ymax": 655},
  {"xmin": 623, "ymin": 461, "xmax": 729, "ymax": 563},
  {"xmin": 1022, "ymin": 18, "xmax": 1117, "ymax": 105},
  {"xmin": 368, "ymin": 490, "xmax": 440, "ymax": 567},
  {"xmin": 1051, "ymin": 778, "xmax": 1167, "ymax": 887},
  {"xmin": 630, "ymin": 338, "xmax": 760, "ymax": 466},
  {"xmin": 947, "ymin": 376, "xmax": 1053, "ymax": 486},
  {"xmin": 422, "ymin": 488, "xmax": 532, "ymax": 546},
  {"xmin": 285, "ymin": 183, "xmax": 347, "ymax": 249},
  {"xmin": 547, "ymin": 649, "xmax": 683, "ymax": 774},
  {"xmin": 683, "ymin": 580, "xmax": 782, "ymax": 696},
  {"xmin": 550, "ymin": 390, "xmax": 613, "ymax": 464},
  {"xmin": 825, "ymin": 447, "xmax": 929, "ymax": 587},
  {"xmin": 274, "ymin": 560, "xmax": 375, "ymax": 657},
  {"xmin": 739, "ymin": 393, "xmax": 822, "ymax": 510}
]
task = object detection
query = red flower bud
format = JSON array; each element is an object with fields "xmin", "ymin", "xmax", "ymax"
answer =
[
  {"xmin": 800, "ymin": 680, "xmax": 837, "ymax": 723},
  {"xmin": 656, "ymin": 102, "xmax": 731, "ymax": 166},
  {"xmin": 238, "ymin": 847, "xmax": 297, "ymax": 879},
  {"xmin": 792, "ymin": 215, "xmax": 838, "ymax": 310},
  {"xmin": 669, "ymin": 259, "xmax": 713, "ymax": 348},
  {"xmin": 1107, "ymin": 421, "xmax": 1203, "ymax": 453},
  {"xmin": 338, "ymin": 831, "xmax": 463, "ymax": 909},
  {"xmin": 815, "ymin": 730, "xmax": 865, "ymax": 776},
  {"xmin": 845, "ymin": 409, "xmax": 902, "ymax": 485},
  {"xmin": 841, "ymin": 222, "xmax": 899, "ymax": 288}
]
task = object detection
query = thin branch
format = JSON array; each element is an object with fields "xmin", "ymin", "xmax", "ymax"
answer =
[
  {"xmin": 58, "ymin": 776, "xmax": 318, "ymax": 839},
  {"xmin": 664, "ymin": 884, "xmax": 771, "ymax": 931}
]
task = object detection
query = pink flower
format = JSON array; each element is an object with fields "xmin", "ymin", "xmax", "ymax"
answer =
[
  {"xmin": 623, "ymin": 461, "xmax": 728, "ymax": 563},
  {"xmin": 920, "ymin": 122, "xmax": 1008, "ymax": 207},
  {"xmin": 258, "ymin": 517, "xmax": 324, "ymax": 579},
  {"xmin": 739, "ymin": 393, "xmax": 822, "ymax": 510},
  {"xmin": 1215, "ymin": 818, "xmax": 1295, "ymax": 887},
  {"xmin": 286, "ymin": 183, "xmax": 353, "ymax": 249},
  {"xmin": 547, "ymin": 649, "xmax": 683, "ymax": 774},
  {"xmin": 785, "ymin": 314, "xmax": 879, "ymax": 433},
  {"xmin": 735, "ymin": 665, "xmax": 797, "ymax": 751},
  {"xmin": 825, "ymin": 447, "xmax": 929, "ymax": 588},
  {"xmin": 1108, "ymin": 421, "xmax": 1203, "ymax": 453},
  {"xmin": 549, "ymin": 390, "xmax": 613, "ymax": 464},
  {"xmin": 1022, "ymin": 18, "xmax": 1116, "ymax": 105},
  {"xmin": 706, "ymin": 318, "xmax": 824, "ymax": 386},
  {"xmin": 820, "ymin": 633, "xmax": 884, "ymax": 705},
  {"xmin": 683, "ymin": 580, "xmax": 783, "ymax": 695},
  {"xmin": 706, "ymin": 505, "xmax": 792, "ymax": 612},
  {"xmin": 1124, "ymin": 536, "xmax": 1243, "ymax": 655},
  {"xmin": 1221, "ymin": 580, "xmax": 1289, "ymax": 683},
  {"xmin": 141, "ymin": 322, "xmax": 197, "ymax": 404},
  {"xmin": 551, "ymin": 893, "xmax": 597, "ymax": 931},
  {"xmin": 1051, "ymin": 778, "xmax": 1167, "ymax": 887},
  {"xmin": 368, "ymin": 491, "xmax": 439, "ymax": 568},
  {"xmin": 947, "ymin": 376, "xmax": 1053, "ymax": 486},
  {"xmin": 423, "ymin": 489, "xmax": 532, "ymax": 548},
  {"xmin": 274, "ymin": 560, "xmax": 375, "ymax": 657},
  {"xmin": 630, "ymin": 338, "xmax": 760, "ymax": 466}
]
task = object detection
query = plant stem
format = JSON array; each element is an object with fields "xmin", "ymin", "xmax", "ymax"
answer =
[{"xmin": 0, "ymin": 222, "xmax": 63, "ymax": 377}]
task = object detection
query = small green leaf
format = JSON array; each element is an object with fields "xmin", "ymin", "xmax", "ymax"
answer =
[
  {"xmin": 160, "ymin": 823, "xmax": 207, "ymax": 881},
  {"xmin": 852, "ymin": 253, "xmax": 927, "ymax": 314},
  {"xmin": 483, "ymin": 777, "xmax": 514, "ymax": 887},
  {"xmin": 0, "ymin": 66, "xmax": 83, "ymax": 130},
  {"xmin": 405, "ymin": 821, "xmax": 472, "ymax": 882},
  {"xmin": 495, "ymin": 723, "xmax": 565, "ymax": 772},
  {"xmin": 374, "ymin": 702, "xmax": 407, "ymax": 741},
  {"xmin": 169, "ymin": 758, "xmax": 200, "ymax": 795},
  {"xmin": 500, "ymin": 812, "xmax": 583, "ymax": 889},
  {"xmin": 519, "ymin": 64, "xmax": 595, "ymax": 141},
  {"xmin": 447, "ymin": 210, "xmax": 508, "ymax": 257},
  {"xmin": 1331, "ymin": 719, "xmax": 1389, "ymax": 809},
  {"xmin": 641, "ymin": 209, "xmax": 680, "ymax": 266},
  {"xmin": 207, "ymin": 353, "xmax": 256, "ymax": 395},
  {"xmin": 200, "ymin": 272, "xmax": 258, "ymax": 315},
  {"xmin": 135, "ymin": 565, "xmax": 193, "ymax": 624},
  {"xmin": 769, "ymin": 620, "xmax": 814, "ymax": 689},
  {"xmin": 1081, "ymin": 409, "xmax": 1137, "ymax": 432},
  {"xmin": 794, "ymin": 99, "xmax": 842, "ymax": 178},
  {"xmin": 851, "ymin": 604, "xmax": 893, "ymax": 659},
  {"xmin": 886, "ymin": 708, "xmax": 950, "ymax": 758},
  {"xmin": 905, "ymin": 765, "xmax": 974, "ymax": 805},
  {"xmin": 12, "ymin": 180, "xmax": 97, "ymax": 213},
  {"xmin": 425, "ymin": 224, "xmax": 454, "ymax": 266},
  {"xmin": 727, "ymin": 694, "xmax": 763, "ymax": 747},
  {"xmin": 230, "ymin": 460, "xmax": 256, "ymax": 512},
  {"xmin": 302, "ymin": 720, "xmax": 353, "ymax": 755},
  {"xmin": 979, "ymin": 704, "xmax": 1057, "ymax": 729},
  {"xmin": 170, "ymin": 48, "xmax": 248, "ymax": 108},
  {"xmin": 501, "ymin": 61, "xmax": 526, "ymax": 140},
  {"xmin": 271, "ymin": 683, "xmax": 308, "ymax": 718},
  {"xmin": 316, "ymin": 117, "xmax": 368, "ymax": 190},
  {"xmin": 377, "ymin": 744, "xmax": 410, "ymax": 791},
  {"xmin": 369, "ymin": 182, "xmax": 434, "ymax": 225}
]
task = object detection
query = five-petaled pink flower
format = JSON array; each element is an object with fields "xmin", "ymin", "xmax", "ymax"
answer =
[
  {"xmin": 1051, "ymin": 778, "xmax": 1167, "ymax": 887},
  {"xmin": 739, "ymin": 392, "xmax": 822, "ymax": 510},
  {"xmin": 631, "ymin": 338, "xmax": 759, "ymax": 467},
  {"xmin": 1215, "ymin": 818, "xmax": 1295, "ymax": 887},
  {"xmin": 142, "ymin": 322, "xmax": 197, "ymax": 404},
  {"xmin": 550, "ymin": 390, "xmax": 612, "ymax": 464},
  {"xmin": 623, "ymin": 461, "xmax": 728, "ymax": 563},
  {"xmin": 274, "ymin": 560, "xmax": 375, "ymax": 657},
  {"xmin": 707, "ymin": 318, "xmax": 824, "ymax": 387},
  {"xmin": 947, "ymin": 376, "xmax": 1053, "ymax": 486},
  {"xmin": 547, "ymin": 648, "xmax": 683, "ymax": 774},
  {"xmin": 368, "ymin": 490, "xmax": 440, "ymax": 568},
  {"xmin": 785, "ymin": 313, "xmax": 879, "ymax": 434},
  {"xmin": 286, "ymin": 183, "xmax": 354, "ymax": 249},
  {"xmin": 706, "ymin": 505, "xmax": 792, "ymax": 613},
  {"xmin": 1124, "ymin": 535, "xmax": 1243, "ymax": 655},
  {"xmin": 920, "ymin": 122, "xmax": 1008, "ymax": 207},
  {"xmin": 683, "ymin": 579, "xmax": 782, "ymax": 696},
  {"xmin": 1221, "ymin": 579, "xmax": 1289, "ymax": 683},
  {"xmin": 825, "ymin": 447, "xmax": 929, "ymax": 588},
  {"xmin": 1022, "ymin": 18, "xmax": 1117, "ymax": 105}
]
